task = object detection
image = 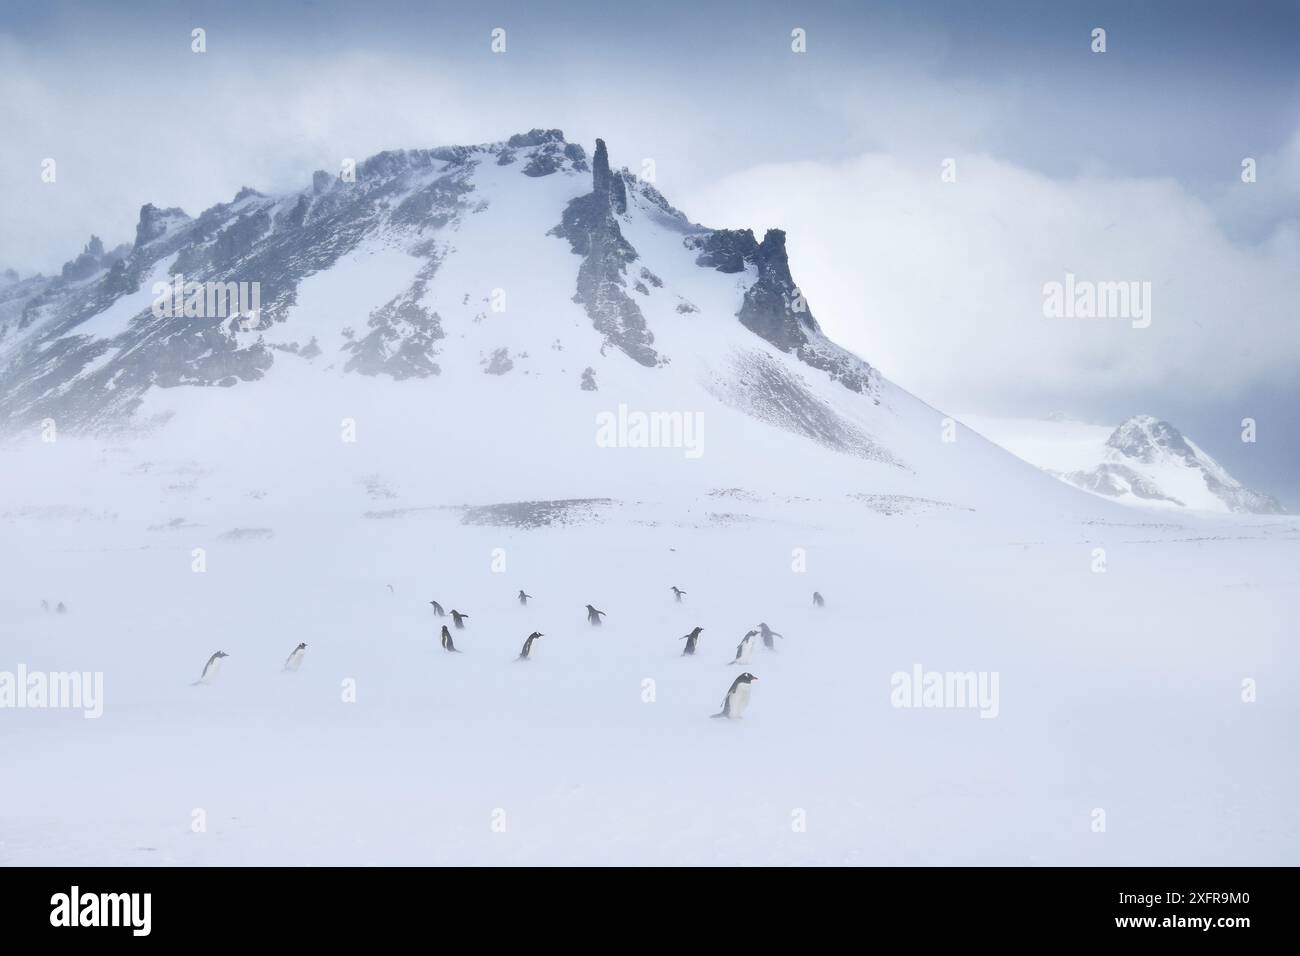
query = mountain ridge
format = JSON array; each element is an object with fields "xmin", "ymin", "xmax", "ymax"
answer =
[
  {"xmin": 0, "ymin": 128, "xmax": 884, "ymax": 441},
  {"xmin": 963, "ymin": 413, "xmax": 1285, "ymax": 515}
]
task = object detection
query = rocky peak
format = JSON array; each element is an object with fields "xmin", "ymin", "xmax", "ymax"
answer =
[
  {"xmin": 590, "ymin": 138, "xmax": 627, "ymax": 214},
  {"xmin": 550, "ymin": 138, "xmax": 656, "ymax": 366},
  {"xmin": 507, "ymin": 128, "xmax": 566, "ymax": 149},
  {"xmin": 57, "ymin": 234, "xmax": 117, "ymax": 283},
  {"xmin": 1106, "ymin": 415, "xmax": 1193, "ymax": 463},
  {"xmin": 134, "ymin": 203, "xmax": 192, "ymax": 249}
]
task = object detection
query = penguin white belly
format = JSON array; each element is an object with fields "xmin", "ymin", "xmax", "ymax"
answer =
[
  {"xmin": 729, "ymin": 683, "xmax": 751, "ymax": 718},
  {"xmin": 738, "ymin": 640, "xmax": 753, "ymax": 663},
  {"xmin": 285, "ymin": 652, "xmax": 303, "ymax": 671},
  {"xmin": 201, "ymin": 659, "xmax": 222, "ymax": 683}
]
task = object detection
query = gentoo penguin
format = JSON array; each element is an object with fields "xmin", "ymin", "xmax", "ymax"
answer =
[
  {"xmin": 729, "ymin": 630, "xmax": 758, "ymax": 665},
  {"xmin": 450, "ymin": 609, "xmax": 469, "ymax": 629},
  {"xmin": 670, "ymin": 586, "xmax": 686, "ymax": 603},
  {"xmin": 56, "ymin": 601, "xmax": 67, "ymax": 614},
  {"xmin": 429, "ymin": 600, "xmax": 445, "ymax": 617},
  {"xmin": 756, "ymin": 622, "xmax": 784, "ymax": 650},
  {"xmin": 813, "ymin": 591, "xmax": 825, "ymax": 608},
  {"xmin": 192, "ymin": 650, "xmax": 229, "ymax": 686},
  {"xmin": 283, "ymin": 642, "xmax": 307, "ymax": 671},
  {"xmin": 711, "ymin": 672, "xmax": 758, "ymax": 719},
  {"xmin": 41, "ymin": 599, "xmax": 49, "ymax": 613},
  {"xmin": 518, "ymin": 590, "xmax": 531, "ymax": 606},
  {"xmin": 440, "ymin": 624, "xmax": 462, "ymax": 653},
  {"xmin": 585, "ymin": 604, "xmax": 605, "ymax": 626},
  {"xmin": 386, "ymin": 584, "xmax": 394, "ymax": 593},
  {"xmin": 517, "ymin": 631, "xmax": 542, "ymax": 660},
  {"xmin": 680, "ymin": 626, "xmax": 703, "ymax": 656}
]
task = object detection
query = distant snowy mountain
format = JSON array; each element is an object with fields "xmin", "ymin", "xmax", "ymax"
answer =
[{"xmin": 963, "ymin": 413, "xmax": 1285, "ymax": 515}]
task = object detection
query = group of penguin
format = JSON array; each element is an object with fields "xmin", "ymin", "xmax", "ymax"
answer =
[{"xmin": 191, "ymin": 586, "xmax": 829, "ymax": 720}]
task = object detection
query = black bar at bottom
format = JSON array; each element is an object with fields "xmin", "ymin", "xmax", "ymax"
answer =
[
  {"xmin": 0, "ymin": 868, "xmax": 1279, "ymax": 941},
  {"xmin": 0, "ymin": 866, "xmax": 1279, "ymax": 941}
]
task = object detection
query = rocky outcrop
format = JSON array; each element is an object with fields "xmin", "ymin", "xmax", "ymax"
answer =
[
  {"xmin": 343, "ymin": 258, "xmax": 445, "ymax": 380},
  {"xmin": 134, "ymin": 204, "xmax": 192, "ymax": 249},
  {"xmin": 550, "ymin": 139, "xmax": 659, "ymax": 367},
  {"xmin": 1063, "ymin": 462, "xmax": 1184, "ymax": 504},
  {"xmin": 690, "ymin": 227, "xmax": 872, "ymax": 392}
]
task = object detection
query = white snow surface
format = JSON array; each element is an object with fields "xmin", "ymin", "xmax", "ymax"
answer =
[{"xmin": 3, "ymin": 393, "xmax": 1296, "ymax": 865}]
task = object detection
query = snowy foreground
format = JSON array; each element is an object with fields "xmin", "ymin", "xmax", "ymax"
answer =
[{"xmin": 2, "ymin": 391, "xmax": 1297, "ymax": 867}]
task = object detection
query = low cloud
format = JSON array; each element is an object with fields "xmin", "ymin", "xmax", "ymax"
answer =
[{"xmin": 681, "ymin": 152, "xmax": 1300, "ymax": 415}]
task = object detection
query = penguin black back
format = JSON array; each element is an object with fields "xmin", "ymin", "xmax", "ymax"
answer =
[
  {"xmin": 756, "ymin": 622, "xmax": 784, "ymax": 649},
  {"xmin": 440, "ymin": 624, "xmax": 461, "ymax": 653},
  {"xmin": 518, "ymin": 631, "xmax": 542, "ymax": 660}
]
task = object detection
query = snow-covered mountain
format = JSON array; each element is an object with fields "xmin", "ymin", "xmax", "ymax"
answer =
[
  {"xmin": 963, "ymin": 413, "xmax": 1285, "ymax": 515},
  {"xmin": 0, "ymin": 128, "xmax": 1093, "ymax": 516},
  {"xmin": 1, "ymin": 131, "xmax": 870, "ymax": 435}
]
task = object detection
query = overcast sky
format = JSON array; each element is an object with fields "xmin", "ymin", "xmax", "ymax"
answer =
[{"xmin": 2, "ymin": 0, "xmax": 1297, "ymax": 503}]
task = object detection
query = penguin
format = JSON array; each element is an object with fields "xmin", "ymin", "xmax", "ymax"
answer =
[
  {"xmin": 679, "ymin": 626, "xmax": 703, "ymax": 656},
  {"xmin": 283, "ymin": 642, "xmax": 307, "ymax": 671},
  {"xmin": 56, "ymin": 601, "xmax": 67, "ymax": 614},
  {"xmin": 192, "ymin": 650, "xmax": 229, "ymax": 686},
  {"xmin": 386, "ymin": 584, "xmax": 394, "ymax": 593},
  {"xmin": 517, "ymin": 631, "xmax": 542, "ymax": 660},
  {"xmin": 41, "ymin": 599, "xmax": 49, "ymax": 613},
  {"xmin": 450, "ymin": 609, "xmax": 469, "ymax": 629},
  {"xmin": 670, "ymin": 586, "xmax": 686, "ymax": 603},
  {"xmin": 729, "ymin": 630, "xmax": 758, "ymax": 665},
  {"xmin": 813, "ymin": 591, "xmax": 825, "ymax": 608},
  {"xmin": 585, "ymin": 604, "xmax": 606, "ymax": 626},
  {"xmin": 518, "ymin": 590, "xmax": 531, "ymax": 606},
  {"xmin": 429, "ymin": 600, "xmax": 445, "ymax": 616},
  {"xmin": 711, "ymin": 672, "xmax": 758, "ymax": 719},
  {"xmin": 440, "ymin": 624, "xmax": 462, "ymax": 653},
  {"xmin": 756, "ymin": 622, "xmax": 784, "ymax": 650}
]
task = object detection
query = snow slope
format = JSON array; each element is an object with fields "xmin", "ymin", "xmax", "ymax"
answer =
[{"xmin": 2, "ymin": 425, "xmax": 1296, "ymax": 865}]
